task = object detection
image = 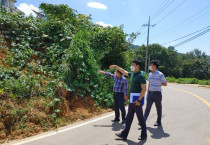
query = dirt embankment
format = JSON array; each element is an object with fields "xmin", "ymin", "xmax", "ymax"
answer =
[
  {"xmin": 0, "ymin": 48, "xmax": 10, "ymax": 69},
  {"xmin": 0, "ymin": 34, "xmax": 112, "ymax": 144},
  {"xmin": 0, "ymin": 86, "xmax": 112, "ymax": 144}
]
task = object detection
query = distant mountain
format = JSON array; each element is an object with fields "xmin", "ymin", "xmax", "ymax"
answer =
[
  {"xmin": 130, "ymin": 44, "xmax": 140, "ymax": 50},
  {"xmin": 207, "ymin": 55, "xmax": 210, "ymax": 63}
]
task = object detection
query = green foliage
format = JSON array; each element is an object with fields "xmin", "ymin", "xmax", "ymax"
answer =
[
  {"xmin": 207, "ymin": 55, "xmax": 210, "ymax": 63},
  {"xmin": 0, "ymin": 66, "xmax": 43, "ymax": 97},
  {"xmin": 39, "ymin": 3, "xmax": 77, "ymax": 23},
  {"xmin": 61, "ymin": 30, "xmax": 115, "ymax": 107},
  {"xmin": 89, "ymin": 25, "xmax": 130, "ymax": 69},
  {"xmin": 166, "ymin": 77, "xmax": 210, "ymax": 85},
  {"xmin": 10, "ymin": 107, "xmax": 26, "ymax": 124},
  {"xmin": 0, "ymin": 3, "xmax": 135, "ymax": 110},
  {"xmin": 62, "ymin": 30, "xmax": 98, "ymax": 94}
]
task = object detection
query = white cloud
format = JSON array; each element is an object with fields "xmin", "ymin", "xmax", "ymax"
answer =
[
  {"xmin": 87, "ymin": 2, "xmax": 107, "ymax": 9},
  {"xmin": 96, "ymin": 21, "xmax": 112, "ymax": 27},
  {"xmin": 17, "ymin": 3, "xmax": 40, "ymax": 17}
]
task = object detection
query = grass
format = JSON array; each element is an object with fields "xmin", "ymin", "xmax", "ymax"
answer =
[{"xmin": 166, "ymin": 77, "xmax": 210, "ymax": 86}]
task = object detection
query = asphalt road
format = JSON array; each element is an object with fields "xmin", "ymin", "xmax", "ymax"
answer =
[{"xmin": 9, "ymin": 83, "xmax": 210, "ymax": 145}]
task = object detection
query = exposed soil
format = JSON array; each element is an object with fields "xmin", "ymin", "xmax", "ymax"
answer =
[
  {"xmin": 0, "ymin": 48, "xmax": 10, "ymax": 69},
  {"xmin": 0, "ymin": 86, "xmax": 112, "ymax": 144},
  {"xmin": 0, "ymin": 34, "xmax": 113, "ymax": 144}
]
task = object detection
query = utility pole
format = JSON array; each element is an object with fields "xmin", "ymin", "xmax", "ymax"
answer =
[
  {"xmin": 142, "ymin": 16, "xmax": 156, "ymax": 73},
  {"xmin": 148, "ymin": 54, "xmax": 150, "ymax": 72}
]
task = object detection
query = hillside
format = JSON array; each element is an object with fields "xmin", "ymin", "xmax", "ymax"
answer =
[
  {"xmin": 0, "ymin": 4, "xmax": 131, "ymax": 143},
  {"xmin": 130, "ymin": 44, "xmax": 140, "ymax": 50}
]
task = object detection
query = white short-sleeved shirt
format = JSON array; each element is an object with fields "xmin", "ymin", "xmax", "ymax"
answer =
[{"xmin": 148, "ymin": 70, "xmax": 166, "ymax": 92}]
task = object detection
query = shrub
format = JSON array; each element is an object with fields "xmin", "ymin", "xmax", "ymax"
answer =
[{"xmin": 166, "ymin": 77, "xmax": 210, "ymax": 86}]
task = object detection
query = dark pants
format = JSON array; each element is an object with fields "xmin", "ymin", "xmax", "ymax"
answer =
[
  {"xmin": 144, "ymin": 91, "xmax": 162, "ymax": 124},
  {"xmin": 114, "ymin": 92, "xmax": 126, "ymax": 121},
  {"xmin": 121, "ymin": 103, "xmax": 147, "ymax": 137}
]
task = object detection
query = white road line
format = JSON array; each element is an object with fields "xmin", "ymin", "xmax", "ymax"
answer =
[{"xmin": 9, "ymin": 112, "xmax": 115, "ymax": 145}]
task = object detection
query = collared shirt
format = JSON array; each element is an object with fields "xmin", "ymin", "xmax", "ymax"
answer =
[
  {"xmin": 148, "ymin": 70, "xmax": 166, "ymax": 92},
  {"xmin": 128, "ymin": 71, "xmax": 146, "ymax": 93},
  {"xmin": 105, "ymin": 72, "xmax": 128, "ymax": 96}
]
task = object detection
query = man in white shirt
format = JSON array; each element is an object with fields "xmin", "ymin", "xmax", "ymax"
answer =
[{"xmin": 144, "ymin": 60, "xmax": 167, "ymax": 126}]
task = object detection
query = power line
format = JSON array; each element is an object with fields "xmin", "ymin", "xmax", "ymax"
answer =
[
  {"xmin": 150, "ymin": 0, "xmax": 169, "ymax": 18},
  {"xmin": 136, "ymin": 0, "xmax": 168, "ymax": 32},
  {"xmin": 148, "ymin": 0, "xmax": 187, "ymax": 41},
  {"xmin": 151, "ymin": 6, "xmax": 210, "ymax": 38},
  {"xmin": 161, "ymin": 26, "xmax": 210, "ymax": 45},
  {"xmin": 173, "ymin": 28, "xmax": 210, "ymax": 47},
  {"xmin": 150, "ymin": 6, "xmax": 210, "ymax": 40},
  {"xmin": 136, "ymin": 0, "xmax": 174, "ymax": 36},
  {"xmin": 151, "ymin": 0, "xmax": 175, "ymax": 22},
  {"xmin": 154, "ymin": 0, "xmax": 187, "ymax": 25},
  {"xmin": 138, "ymin": 0, "xmax": 179, "ymax": 39},
  {"xmin": 152, "ymin": 10, "xmax": 209, "ymax": 41},
  {"xmin": 150, "ymin": 0, "xmax": 171, "ymax": 20}
]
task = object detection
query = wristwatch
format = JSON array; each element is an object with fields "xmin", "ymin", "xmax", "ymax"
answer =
[{"xmin": 137, "ymin": 99, "xmax": 141, "ymax": 102}]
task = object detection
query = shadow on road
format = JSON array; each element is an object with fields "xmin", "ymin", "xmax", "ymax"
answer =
[
  {"xmin": 93, "ymin": 122, "xmax": 125, "ymax": 131},
  {"xmin": 115, "ymin": 138, "xmax": 147, "ymax": 145},
  {"xmin": 147, "ymin": 126, "xmax": 170, "ymax": 139}
]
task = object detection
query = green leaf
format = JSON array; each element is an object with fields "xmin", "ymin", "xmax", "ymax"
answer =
[{"xmin": 54, "ymin": 109, "xmax": 61, "ymax": 113}]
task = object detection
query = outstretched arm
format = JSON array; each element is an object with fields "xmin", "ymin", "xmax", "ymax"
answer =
[
  {"xmin": 98, "ymin": 70, "xmax": 106, "ymax": 74},
  {"xmin": 109, "ymin": 65, "xmax": 129, "ymax": 77},
  {"xmin": 98, "ymin": 70, "xmax": 114, "ymax": 79}
]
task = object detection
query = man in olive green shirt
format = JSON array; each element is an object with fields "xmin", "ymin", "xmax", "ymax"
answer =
[{"xmin": 111, "ymin": 59, "xmax": 147, "ymax": 141}]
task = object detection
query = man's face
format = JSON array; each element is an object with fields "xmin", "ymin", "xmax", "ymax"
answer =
[
  {"xmin": 115, "ymin": 70, "xmax": 121, "ymax": 78},
  {"xmin": 150, "ymin": 63, "xmax": 156, "ymax": 71},
  {"xmin": 131, "ymin": 63, "xmax": 139, "ymax": 71}
]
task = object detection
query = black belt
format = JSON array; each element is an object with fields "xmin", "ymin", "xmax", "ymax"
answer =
[
  {"xmin": 149, "ymin": 91, "xmax": 161, "ymax": 93},
  {"xmin": 114, "ymin": 92, "xmax": 123, "ymax": 94}
]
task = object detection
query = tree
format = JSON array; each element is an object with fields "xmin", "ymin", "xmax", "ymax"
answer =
[
  {"xmin": 133, "ymin": 44, "xmax": 210, "ymax": 79},
  {"xmin": 179, "ymin": 49, "xmax": 210, "ymax": 79}
]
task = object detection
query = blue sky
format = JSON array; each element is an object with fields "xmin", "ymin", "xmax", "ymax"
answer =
[{"xmin": 15, "ymin": 0, "xmax": 210, "ymax": 55}]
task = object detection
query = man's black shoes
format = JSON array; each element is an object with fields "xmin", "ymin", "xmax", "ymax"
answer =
[
  {"xmin": 138, "ymin": 134, "xmax": 147, "ymax": 140},
  {"xmin": 115, "ymin": 133, "xmax": 127, "ymax": 140},
  {"xmin": 154, "ymin": 122, "xmax": 161, "ymax": 126},
  {"xmin": 111, "ymin": 119, "xmax": 120, "ymax": 122}
]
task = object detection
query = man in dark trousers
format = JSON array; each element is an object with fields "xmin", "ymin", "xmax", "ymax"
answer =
[
  {"xmin": 98, "ymin": 69, "xmax": 128, "ymax": 124},
  {"xmin": 144, "ymin": 60, "xmax": 167, "ymax": 126},
  {"xmin": 111, "ymin": 59, "xmax": 147, "ymax": 140}
]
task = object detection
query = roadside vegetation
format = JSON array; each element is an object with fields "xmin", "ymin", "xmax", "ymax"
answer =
[
  {"xmin": 0, "ymin": 3, "xmax": 134, "ymax": 143},
  {"xmin": 166, "ymin": 77, "xmax": 210, "ymax": 86}
]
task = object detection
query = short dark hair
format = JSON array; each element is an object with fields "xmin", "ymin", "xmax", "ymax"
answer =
[
  {"xmin": 150, "ymin": 60, "xmax": 160, "ymax": 69},
  {"xmin": 116, "ymin": 70, "xmax": 122, "ymax": 75},
  {"xmin": 132, "ymin": 59, "xmax": 141, "ymax": 67}
]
